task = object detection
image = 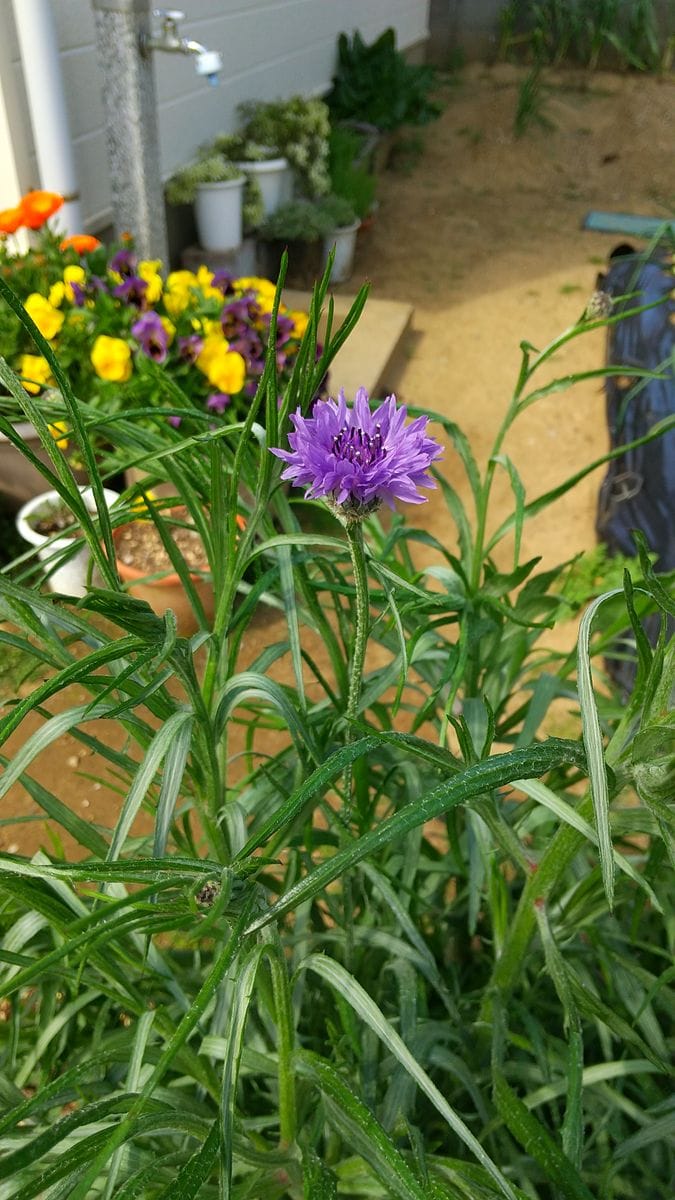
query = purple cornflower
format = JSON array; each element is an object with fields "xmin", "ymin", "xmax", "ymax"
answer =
[
  {"xmin": 131, "ymin": 311, "xmax": 169, "ymax": 363},
  {"xmin": 113, "ymin": 275, "xmax": 148, "ymax": 307},
  {"xmin": 206, "ymin": 392, "xmax": 230, "ymax": 413},
  {"xmin": 272, "ymin": 388, "xmax": 442, "ymax": 514}
]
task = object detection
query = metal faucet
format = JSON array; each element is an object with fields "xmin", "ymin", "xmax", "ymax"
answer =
[{"xmin": 139, "ymin": 9, "xmax": 223, "ymax": 85}]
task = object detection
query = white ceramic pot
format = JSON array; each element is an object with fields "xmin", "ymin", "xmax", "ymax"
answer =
[
  {"xmin": 323, "ymin": 220, "xmax": 361, "ymax": 284},
  {"xmin": 194, "ymin": 177, "xmax": 245, "ymax": 252},
  {"xmin": 235, "ymin": 156, "xmax": 292, "ymax": 218},
  {"xmin": 16, "ymin": 486, "xmax": 120, "ymax": 596}
]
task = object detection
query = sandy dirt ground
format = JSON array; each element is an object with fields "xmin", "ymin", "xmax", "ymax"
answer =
[{"xmin": 2, "ymin": 63, "xmax": 673, "ymax": 857}]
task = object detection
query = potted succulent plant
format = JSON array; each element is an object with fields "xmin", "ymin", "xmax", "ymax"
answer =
[
  {"xmin": 166, "ymin": 156, "xmax": 246, "ymax": 253},
  {"xmin": 257, "ymin": 194, "xmax": 358, "ymax": 287},
  {"xmin": 15, "ymin": 484, "xmax": 120, "ymax": 596},
  {"xmin": 208, "ymin": 134, "xmax": 292, "ymax": 219}
]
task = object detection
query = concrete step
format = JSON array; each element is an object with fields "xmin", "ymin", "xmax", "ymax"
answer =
[{"xmin": 283, "ymin": 289, "xmax": 414, "ymax": 400}]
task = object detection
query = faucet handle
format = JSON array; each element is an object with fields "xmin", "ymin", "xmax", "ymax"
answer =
[{"xmin": 153, "ymin": 9, "xmax": 186, "ymax": 22}]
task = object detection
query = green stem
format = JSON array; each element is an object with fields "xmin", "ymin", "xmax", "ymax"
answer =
[{"xmin": 345, "ymin": 519, "xmax": 370, "ymax": 727}]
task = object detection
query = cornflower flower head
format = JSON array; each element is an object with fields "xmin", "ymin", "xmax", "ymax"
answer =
[{"xmin": 272, "ymin": 388, "xmax": 442, "ymax": 518}]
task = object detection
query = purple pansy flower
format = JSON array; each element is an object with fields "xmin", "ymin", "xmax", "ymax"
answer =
[
  {"xmin": 206, "ymin": 392, "xmax": 231, "ymax": 413},
  {"xmin": 110, "ymin": 248, "xmax": 137, "ymax": 278},
  {"xmin": 131, "ymin": 311, "xmax": 169, "ymax": 363},
  {"xmin": 177, "ymin": 333, "xmax": 203, "ymax": 364},
  {"xmin": 211, "ymin": 268, "xmax": 235, "ymax": 294},
  {"xmin": 272, "ymin": 388, "xmax": 442, "ymax": 513},
  {"xmin": 113, "ymin": 275, "xmax": 148, "ymax": 307}
]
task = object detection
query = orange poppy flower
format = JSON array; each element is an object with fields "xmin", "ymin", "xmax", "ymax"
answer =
[
  {"xmin": 0, "ymin": 205, "xmax": 24, "ymax": 235},
  {"xmin": 59, "ymin": 234, "xmax": 102, "ymax": 255},
  {"xmin": 19, "ymin": 190, "xmax": 64, "ymax": 230}
]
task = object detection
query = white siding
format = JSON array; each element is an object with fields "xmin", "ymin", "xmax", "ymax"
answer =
[{"xmin": 2, "ymin": 0, "xmax": 429, "ymax": 231}]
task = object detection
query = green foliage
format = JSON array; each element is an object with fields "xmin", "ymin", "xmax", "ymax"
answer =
[
  {"xmin": 514, "ymin": 69, "xmax": 554, "ymax": 137},
  {"xmin": 0, "ymin": 246, "xmax": 673, "ymax": 1198},
  {"xmin": 327, "ymin": 28, "xmax": 442, "ymax": 132},
  {"xmin": 328, "ymin": 126, "xmax": 377, "ymax": 220},
  {"xmin": 258, "ymin": 195, "xmax": 357, "ymax": 243},
  {"xmin": 206, "ymin": 134, "xmax": 281, "ymax": 163},
  {"xmin": 238, "ymin": 95, "xmax": 332, "ymax": 198},
  {"xmin": 500, "ymin": 0, "xmax": 668, "ymax": 71},
  {"xmin": 165, "ymin": 156, "xmax": 243, "ymax": 206}
]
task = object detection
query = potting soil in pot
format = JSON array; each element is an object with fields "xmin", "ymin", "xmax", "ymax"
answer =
[
  {"xmin": 116, "ymin": 517, "xmax": 208, "ymax": 575},
  {"xmin": 31, "ymin": 504, "xmax": 78, "ymax": 538}
]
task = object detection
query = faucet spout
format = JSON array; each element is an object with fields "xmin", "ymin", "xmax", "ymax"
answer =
[{"xmin": 140, "ymin": 10, "xmax": 223, "ymax": 83}]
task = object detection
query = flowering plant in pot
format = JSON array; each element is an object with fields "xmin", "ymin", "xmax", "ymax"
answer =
[
  {"xmin": 0, "ymin": 240, "xmax": 311, "ymax": 435},
  {"xmin": 0, "ymin": 191, "xmax": 106, "ymax": 499}
]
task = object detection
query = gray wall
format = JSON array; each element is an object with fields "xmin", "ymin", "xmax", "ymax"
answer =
[{"xmin": 1, "ymin": 0, "xmax": 430, "ymax": 232}]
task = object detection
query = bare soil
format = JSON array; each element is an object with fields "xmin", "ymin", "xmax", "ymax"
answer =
[
  {"xmin": 2, "ymin": 63, "xmax": 673, "ymax": 857},
  {"xmin": 115, "ymin": 509, "xmax": 208, "ymax": 574}
]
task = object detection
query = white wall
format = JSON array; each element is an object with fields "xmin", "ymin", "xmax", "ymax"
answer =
[{"xmin": 1, "ymin": 0, "xmax": 429, "ymax": 232}]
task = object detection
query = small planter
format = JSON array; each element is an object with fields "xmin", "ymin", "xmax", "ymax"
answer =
[
  {"xmin": 258, "ymin": 238, "xmax": 324, "ymax": 289},
  {"xmin": 112, "ymin": 506, "xmax": 216, "ymax": 636},
  {"xmin": 195, "ymin": 177, "xmax": 245, "ymax": 253},
  {"xmin": 235, "ymin": 156, "xmax": 292, "ymax": 218},
  {"xmin": 16, "ymin": 486, "xmax": 120, "ymax": 596},
  {"xmin": 322, "ymin": 219, "xmax": 361, "ymax": 284}
]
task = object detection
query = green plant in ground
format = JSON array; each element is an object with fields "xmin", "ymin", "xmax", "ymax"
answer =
[
  {"xmin": 238, "ymin": 95, "xmax": 332, "ymax": 199},
  {"xmin": 500, "ymin": 0, "xmax": 668, "ymax": 70},
  {"xmin": 327, "ymin": 27, "xmax": 442, "ymax": 132},
  {"xmin": 0, "ymin": 245, "xmax": 673, "ymax": 1197},
  {"xmin": 514, "ymin": 69, "xmax": 554, "ymax": 137}
]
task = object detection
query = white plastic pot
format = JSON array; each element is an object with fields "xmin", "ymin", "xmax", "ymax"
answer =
[
  {"xmin": 16, "ymin": 486, "xmax": 120, "ymax": 597},
  {"xmin": 323, "ymin": 220, "xmax": 361, "ymax": 284},
  {"xmin": 235, "ymin": 156, "xmax": 292, "ymax": 218},
  {"xmin": 194, "ymin": 177, "xmax": 245, "ymax": 252}
]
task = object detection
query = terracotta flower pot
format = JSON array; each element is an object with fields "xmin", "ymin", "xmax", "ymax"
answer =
[
  {"xmin": 112, "ymin": 506, "xmax": 210, "ymax": 635},
  {"xmin": 112, "ymin": 508, "xmax": 245, "ymax": 635}
]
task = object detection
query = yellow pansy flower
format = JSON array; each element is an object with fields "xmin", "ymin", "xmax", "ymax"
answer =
[
  {"xmin": 289, "ymin": 310, "xmax": 309, "ymax": 339},
  {"xmin": 24, "ymin": 293, "xmax": 64, "ymax": 341},
  {"xmin": 196, "ymin": 332, "xmax": 230, "ymax": 374},
  {"xmin": 138, "ymin": 259, "xmax": 163, "ymax": 304},
  {"xmin": 63, "ymin": 264, "xmax": 86, "ymax": 302},
  {"xmin": 48, "ymin": 420, "xmax": 69, "ymax": 450},
  {"xmin": 48, "ymin": 280, "xmax": 66, "ymax": 308},
  {"xmin": 19, "ymin": 353, "xmax": 54, "ymax": 394},
  {"xmin": 91, "ymin": 334, "xmax": 132, "ymax": 382},
  {"xmin": 160, "ymin": 316, "xmax": 175, "ymax": 343},
  {"xmin": 198, "ymin": 344, "xmax": 246, "ymax": 394}
]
